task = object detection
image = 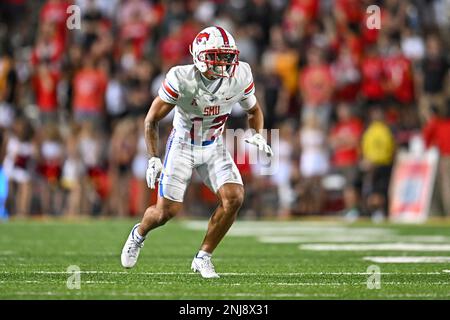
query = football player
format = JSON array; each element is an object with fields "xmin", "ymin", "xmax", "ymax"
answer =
[{"xmin": 121, "ymin": 26, "xmax": 273, "ymax": 278}]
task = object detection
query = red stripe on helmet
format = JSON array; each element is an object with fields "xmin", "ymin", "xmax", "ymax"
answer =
[{"xmin": 215, "ymin": 26, "xmax": 229, "ymax": 46}]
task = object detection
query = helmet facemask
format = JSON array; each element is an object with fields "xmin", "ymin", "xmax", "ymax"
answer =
[{"xmin": 199, "ymin": 49, "xmax": 239, "ymax": 78}]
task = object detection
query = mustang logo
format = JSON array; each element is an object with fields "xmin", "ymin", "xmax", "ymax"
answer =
[{"xmin": 196, "ymin": 32, "xmax": 210, "ymax": 44}]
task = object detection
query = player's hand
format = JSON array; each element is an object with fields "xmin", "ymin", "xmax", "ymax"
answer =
[
  {"xmin": 245, "ymin": 133, "xmax": 274, "ymax": 157},
  {"xmin": 146, "ymin": 157, "xmax": 163, "ymax": 189}
]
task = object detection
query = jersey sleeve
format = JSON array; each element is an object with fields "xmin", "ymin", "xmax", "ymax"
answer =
[
  {"xmin": 158, "ymin": 67, "xmax": 180, "ymax": 105},
  {"xmin": 238, "ymin": 63, "xmax": 257, "ymax": 111}
]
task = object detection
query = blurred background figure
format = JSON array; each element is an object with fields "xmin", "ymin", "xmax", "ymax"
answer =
[
  {"xmin": 0, "ymin": 127, "xmax": 8, "ymax": 220},
  {"xmin": 299, "ymin": 46, "xmax": 335, "ymax": 129},
  {"xmin": 3, "ymin": 117, "xmax": 36, "ymax": 218},
  {"xmin": 423, "ymin": 102, "xmax": 450, "ymax": 216},
  {"xmin": 361, "ymin": 106, "xmax": 396, "ymax": 223},
  {"xmin": 329, "ymin": 103, "xmax": 363, "ymax": 219},
  {"xmin": 36, "ymin": 123, "xmax": 64, "ymax": 216},
  {"xmin": 108, "ymin": 118, "xmax": 137, "ymax": 217},
  {"xmin": 270, "ymin": 121, "xmax": 296, "ymax": 218},
  {"xmin": 418, "ymin": 35, "xmax": 449, "ymax": 122},
  {"xmin": 297, "ymin": 113, "xmax": 329, "ymax": 215},
  {"xmin": 61, "ymin": 123, "xmax": 84, "ymax": 217}
]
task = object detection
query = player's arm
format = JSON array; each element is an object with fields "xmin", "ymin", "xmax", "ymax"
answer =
[
  {"xmin": 144, "ymin": 96, "xmax": 175, "ymax": 188},
  {"xmin": 144, "ymin": 96, "xmax": 175, "ymax": 157},
  {"xmin": 246, "ymin": 100, "xmax": 264, "ymax": 133},
  {"xmin": 241, "ymin": 97, "xmax": 273, "ymax": 157}
]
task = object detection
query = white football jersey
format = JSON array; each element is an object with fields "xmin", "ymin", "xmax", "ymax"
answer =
[{"xmin": 158, "ymin": 62, "xmax": 256, "ymax": 145}]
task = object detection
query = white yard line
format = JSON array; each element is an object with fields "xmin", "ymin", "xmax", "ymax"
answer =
[
  {"xmin": 252, "ymin": 281, "xmax": 450, "ymax": 286},
  {"xmin": 300, "ymin": 243, "xmax": 450, "ymax": 251},
  {"xmin": 0, "ymin": 270, "xmax": 443, "ymax": 276},
  {"xmin": 4, "ymin": 291, "xmax": 338, "ymax": 298},
  {"xmin": 7, "ymin": 291, "xmax": 450, "ymax": 298},
  {"xmin": 382, "ymin": 293, "xmax": 440, "ymax": 298},
  {"xmin": 260, "ymin": 235, "xmax": 450, "ymax": 243},
  {"xmin": 0, "ymin": 280, "xmax": 115, "ymax": 284},
  {"xmin": 184, "ymin": 221, "xmax": 394, "ymax": 236},
  {"xmin": 364, "ymin": 256, "xmax": 450, "ymax": 263}
]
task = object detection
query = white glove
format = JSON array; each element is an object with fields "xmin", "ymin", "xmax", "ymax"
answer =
[
  {"xmin": 244, "ymin": 133, "xmax": 274, "ymax": 157},
  {"xmin": 146, "ymin": 157, "xmax": 163, "ymax": 189}
]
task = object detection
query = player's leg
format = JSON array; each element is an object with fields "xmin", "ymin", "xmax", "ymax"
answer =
[
  {"xmin": 199, "ymin": 183, "xmax": 244, "ymax": 253},
  {"xmin": 138, "ymin": 195, "xmax": 183, "ymax": 236},
  {"xmin": 192, "ymin": 142, "xmax": 243, "ymax": 278},
  {"xmin": 190, "ymin": 183, "xmax": 243, "ymax": 278},
  {"xmin": 121, "ymin": 196, "xmax": 183, "ymax": 268},
  {"xmin": 121, "ymin": 136, "xmax": 192, "ymax": 268}
]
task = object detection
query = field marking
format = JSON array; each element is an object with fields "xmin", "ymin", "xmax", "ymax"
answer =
[
  {"xmin": 3, "ymin": 279, "xmax": 447, "ymax": 286},
  {"xmin": 259, "ymin": 235, "xmax": 450, "ymax": 244},
  {"xmin": 300, "ymin": 243, "xmax": 450, "ymax": 251},
  {"xmin": 184, "ymin": 221, "xmax": 395, "ymax": 236},
  {"xmin": 252, "ymin": 281, "xmax": 450, "ymax": 286},
  {"xmin": 2, "ymin": 291, "xmax": 338, "ymax": 298},
  {"xmin": 7, "ymin": 291, "xmax": 450, "ymax": 298},
  {"xmin": 380, "ymin": 294, "xmax": 438, "ymax": 298},
  {"xmin": 0, "ymin": 271, "xmax": 443, "ymax": 276},
  {"xmin": 0, "ymin": 280, "xmax": 115, "ymax": 284},
  {"xmin": 364, "ymin": 256, "xmax": 450, "ymax": 263}
]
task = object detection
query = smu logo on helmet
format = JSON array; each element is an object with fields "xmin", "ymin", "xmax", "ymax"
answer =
[{"xmin": 196, "ymin": 32, "xmax": 210, "ymax": 44}]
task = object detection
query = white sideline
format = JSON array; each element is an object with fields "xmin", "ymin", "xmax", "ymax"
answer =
[
  {"xmin": 2, "ymin": 279, "xmax": 447, "ymax": 286},
  {"xmin": 0, "ymin": 270, "xmax": 443, "ymax": 275},
  {"xmin": 8, "ymin": 291, "xmax": 450, "ymax": 298},
  {"xmin": 4, "ymin": 291, "xmax": 338, "ymax": 298},
  {"xmin": 259, "ymin": 235, "xmax": 450, "ymax": 243},
  {"xmin": 0, "ymin": 280, "xmax": 116, "ymax": 284},
  {"xmin": 364, "ymin": 256, "xmax": 450, "ymax": 263},
  {"xmin": 300, "ymin": 243, "xmax": 450, "ymax": 251}
]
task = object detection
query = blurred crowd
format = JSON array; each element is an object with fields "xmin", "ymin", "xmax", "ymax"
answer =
[{"xmin": 0, "ymin": 0, "xmax": 449, "ymax": 221}]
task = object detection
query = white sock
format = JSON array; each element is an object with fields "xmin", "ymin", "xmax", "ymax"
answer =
[
  {"xmin": 132, "ymin": 225, "xmax": 146, "ymax": 243},
  {"xmin": 196, "ymin": 250, "xmax": 211, "ymax": 258}
]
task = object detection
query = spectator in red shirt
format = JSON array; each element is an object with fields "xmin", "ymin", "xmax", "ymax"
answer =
[
  {"xmin": 39, "ymin": 0, "xmax": 71, "ymax": 44},
  {"xmin": 31, "ymin": 21, "xmax": 65, "ymax": 70},
  {"xmin": 332, "ymin": 45, "xmax": 360, "ymax": 103},
  {"xmin": 360, "ymin": 45, "xmax": 386, "ymax": 105},
  {"xmin": 299, "ymin": 46, "xmax": 335, "ymax": 128},
  {"xmin": 423, "ymin": 104, "xmax": 450, "ymax": 216},
  {"xmin": 32, "ymin": 63, "xmax": 60, "ymax": 124},
  {"xmin": 290, "ymin": 0, "xmax": 319, "ymax": 22},
  {"xmin": 159, "ymin": 25, "xmax": 189, "ymax": 69},
  {"xmin": 72, "ymin": 55, "xmax": 107, "ymax": 127},
  {"xmin": 329, "ymin": 103, "xmax": 364, "ymax": 218},
  {"xmin": 383, "ymin": 44, "xmax": 415, "ymax": 105},
  {"xmin": 120, "ymin": 10, "xmax": 150, "ymax": 60}
]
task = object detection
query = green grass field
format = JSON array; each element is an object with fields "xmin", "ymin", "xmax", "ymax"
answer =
[{"xmin": 1, "ymin": 218, "xmax": 450, "ymax": 299}]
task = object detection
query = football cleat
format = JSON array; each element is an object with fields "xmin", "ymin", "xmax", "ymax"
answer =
[
  {"xmin": 191, "ymin": 255, "xmax": 220, "ymax": 279},
  {"xmin": 121, "ymin": 224, "xmax": 144, "ymax": 268}
]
